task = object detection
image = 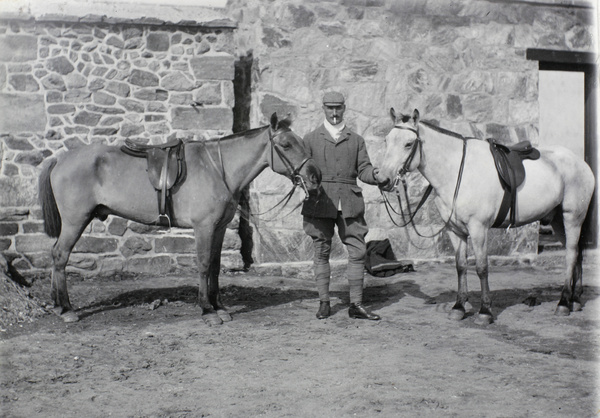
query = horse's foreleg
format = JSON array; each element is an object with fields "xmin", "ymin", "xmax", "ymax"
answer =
[
  {"xmin": 194, "ymin": 225, "xmax": 222, "ymax": 326},
  {"xmin": 470, "ymin": 226, "xmax": 493, "ymax": 325},
  {"xmin": 448, "ymin": 232, "xmax": 469, "ymax": 321},
  {"xmin": 208, "ymin": 226, "xmax": 231, "ymax": 322}
]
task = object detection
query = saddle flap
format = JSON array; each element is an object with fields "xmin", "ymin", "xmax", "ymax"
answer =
[
  {"xmin": 147, "ymin": 148, "xmax": 180, "ymax": 190},
  {"xmin": 488, "ymin": 139, "xmax": 541, "ymax": 228},
  {"xmin": 488, "ymin": 139, "xmax": 540, "ymax": 189}
]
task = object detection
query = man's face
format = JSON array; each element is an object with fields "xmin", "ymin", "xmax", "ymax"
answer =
[{"xmin": 323, "ymin": 104, "xmax": 345, "ymax": 125}]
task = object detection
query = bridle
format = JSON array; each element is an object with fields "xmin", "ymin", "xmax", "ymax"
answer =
[
  {"xmin": 267, "ymin": 126, "xmax": 312, "ymax": 199},
  {"xmin": 389, "ymin": 124, "xmax": 422, "ymax": 191},
  {"xmin": 381, "ymin": 122, "xmax": 468, "ymax": 238}
]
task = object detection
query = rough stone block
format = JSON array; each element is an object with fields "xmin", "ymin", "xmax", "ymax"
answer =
[
  {"xmin": 0, "ymin": 239, "xmax": 11, "ymax": 251},
  {"xmin": 190, "ymin": 53, "xmax": 235, "ymax": 80},
  {"xmin": 133, "ymin": 88, "xmax": 168, "ymax": 101},
  {"xmin": 15, "ymin": 149, "xmax": 52, "ymax": 166},
  {"xmin": 192, "ymin": 82, "xmax": 222, "ymax": 105},
  {"xmin": 22, "ymin": 221, "xmax": 44, "ymax": 233},
  {"xmin": 120, "ymin": 236, "xmax": 153, "ymax": 258},
  {"xmin": 128, "ymin": 69, "xmax": 159, "ymax": 87},
  {"xmin": 9, "ymin": 74, "xmax": 39, "ymax": 92},
  {"xmin": 0, "ymin": 177, "xmax": 38, "ymax": 206},
  {"xmin": 93, "ymin": 91, "xmax": 116, "ymax": 105},
  {"xmin": 0, "ymin": 35, "xmax": 37, "ymax": 62},
  {"xmin": 74, "ymin": 110, "xmax": 102, "ymax": 126},
  {"xmin": 125, "ymin": 255, "xmax": 172, "ymax": 274},
  {"xmin": 155, "ymin": 236, "xmax": 196, "ymax": 254},
  {"xmin": 106, "ymin": 81, "xmax": 130, "ymax": 97},
  {"xmin": 108, "ymin": 217, "xmax": 128, "ymax": 236},
  {"xmin": 147, "ymin": 32, "xmax": 170, "ymax": 51},
  {"xmin": 41, "ymin": 74, "xmax": 67, "ymax": 91},
  {"xmin": 15, "ymin": 234, "xmax": 54, "ymax": 253},
  {"xmin": 2, "ymin": 135, "xmax": 34, "ymax": 150},
  {"xmin": 161, "ymin": 71, "xmax": 195, "ymax": 91},
  {"xmin": 47, "ymin": 104, "xmax": 76, "ymax": 114},
  {"xmin": 46, "ymin": 56, "xmax": 75, "ymax": 75},
  {"xmin": 171, "ymin": 106, "xmax": 232, "ymax": 131},
  {"xmin": 0, "ymin": 94, "xmax": 47, "ymax": 133},
  {"xmin": 67, "ymin": 254, "xmax": 97, "ymax": 270},
  {"xmin": 0, "ymin": 208, "xmax": 29, "ymax": 221},
  {"xmin": 73, "ymin": 236, "xmax": 118, "ymax": 253},
  {"xmin": 175, "ymin": 255, "xmax": 197, "ymax": 270}
]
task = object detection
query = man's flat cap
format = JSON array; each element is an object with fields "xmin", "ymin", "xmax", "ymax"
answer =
[{"xmin": 322, "ymin": 91, "xmax": 345, "ymax": 105}]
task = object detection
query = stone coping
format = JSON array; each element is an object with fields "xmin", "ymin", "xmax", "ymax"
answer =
[
  {"xmin": 0, "ymin": 0, "xmax": 237, "ymax": 28},
  {"xmin": 487, "ymin": 0, "xmax": 595, "ymax": 8}
]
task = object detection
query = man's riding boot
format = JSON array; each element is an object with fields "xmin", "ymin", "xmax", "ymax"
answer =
[
  {"xmin": 316, "ymin": 301, "xmax": 331, "ymax": 319},
  {"xmin": 348, "ymin": 303, "xmax": 380, "ymax": 320}
]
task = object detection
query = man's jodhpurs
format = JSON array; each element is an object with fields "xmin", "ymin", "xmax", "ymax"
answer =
[{"xmin": 303, "ymin": 213, "xmax": 368, "ymax": 304}]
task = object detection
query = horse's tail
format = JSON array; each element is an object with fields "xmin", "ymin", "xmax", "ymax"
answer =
[{"xmin": 38, "ymin": 159, "xmax": 61, "ymax": 238}]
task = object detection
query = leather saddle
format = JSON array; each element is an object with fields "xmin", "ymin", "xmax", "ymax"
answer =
[
  {"xmin": 488, "ymin": 139, "xmax": 540, "ymax": 228},
  {"xmin": 121, "ymin": 138, "xmax": 186, "ymax": 226}
]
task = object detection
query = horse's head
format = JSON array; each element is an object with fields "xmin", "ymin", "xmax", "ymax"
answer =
[
  {"xmin": 378, "ymin": 108, "xmax": 421, "ymax": 192},
  {"xmin": 267, "ymin": 113, "xmax": 322, "ymax": 196}
]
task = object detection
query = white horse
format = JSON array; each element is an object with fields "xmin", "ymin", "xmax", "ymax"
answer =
[{"xmin": 377, "ymin": 108, "xmax": 595, "ymax": 324}]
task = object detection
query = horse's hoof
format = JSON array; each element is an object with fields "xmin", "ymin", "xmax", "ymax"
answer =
[
  {"xmin": 203, "ymin": 312, "xmax": 223, "ymax": 326},
  {"xmin": 448, "ymin": 309, "xmax": 465, "ymax": 321},
  {"xmin": 60, "ymin": 311, "xmax": 79, "ymax": 323},
  {"xmin": 554, "ymin": 305, "xmax": 571, "ymax": 316},
  {"xmin": 216, "ymin": 310, "xmax": 232, "ymax": 322},
  {"xmin": 572, "ymin": 302, "xmax": 582, "ymax": 312},
  {"xmin": 52, "ymin": 307, "xmax": 79, "ymax": 322},
  {"xmin": 474, "ymin": 313, "xmax": 494, "ymax": 326}
]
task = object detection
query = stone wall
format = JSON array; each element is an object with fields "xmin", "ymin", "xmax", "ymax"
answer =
[
  {"xmin": 0, "ymin": 0, "xmax": 597, "ymax": 279},
  {"xmin": 226, "ymin": 0, "xmax": 597, "ymax": 264},
  {"xmin": 0, "ymin": 7, "xmax": 243, "ymax": 277}
]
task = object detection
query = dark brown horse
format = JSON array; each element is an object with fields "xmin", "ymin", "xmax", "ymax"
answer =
[{"xmin": 39, "ymin": 114, "xmax": 321, "ymax": 325}]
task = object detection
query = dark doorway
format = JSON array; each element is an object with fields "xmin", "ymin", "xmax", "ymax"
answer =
[{"xmin": 527, "ymin": 48, "xmax": 598, "ymax": 249}]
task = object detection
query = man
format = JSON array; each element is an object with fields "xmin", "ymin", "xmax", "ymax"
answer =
[{"xmin": 301, "ymin": 91, "xmax": 382, "ymax": 320}]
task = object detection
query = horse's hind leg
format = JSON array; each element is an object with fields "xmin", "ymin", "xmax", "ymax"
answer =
[
  {"xmin": 554, "ymin": 210, "xmax": 585, "ymax": 315},
  {"xmin": 51, "ymin": 220, "xmax": 90, "ymax": 322}
]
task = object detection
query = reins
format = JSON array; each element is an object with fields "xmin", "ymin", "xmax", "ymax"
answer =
[
  {"xmin": 209, "ymin": 125, "xmax": 312, "ymax": 223},
  {"xmin": 381, "ymin": 124, "xmax": 469, "ymax": 238}
]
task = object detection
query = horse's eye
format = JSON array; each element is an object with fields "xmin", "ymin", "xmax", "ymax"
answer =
[
  {"xmin": 280, "ymin": 141, "xmax": 292, "ymax": 150},
  {"xmin": 405, "ymin": 142, "xmax": 414, "ymax": 149}
]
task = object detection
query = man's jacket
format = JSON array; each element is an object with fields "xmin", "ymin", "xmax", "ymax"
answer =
[{"xmin": 301, "ymin": 124, "xmax": 378, "ymax": 219}]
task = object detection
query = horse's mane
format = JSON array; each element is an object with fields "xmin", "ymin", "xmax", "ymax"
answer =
[
  {"xmin": 420, "ymin": 120, "xmax": 465, "ymax": 140},
  {"xmin": 206, "ymin": 125, "xmax": 269, "ymax": 143},
  {"xmin": 205, "ymin": 118, "xmax": 293, "ymax": 143}
]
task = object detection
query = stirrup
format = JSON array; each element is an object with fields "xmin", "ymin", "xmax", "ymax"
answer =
[{"xmin": 156, "ymin": 213, "xmax": 172, "ymax": 231}]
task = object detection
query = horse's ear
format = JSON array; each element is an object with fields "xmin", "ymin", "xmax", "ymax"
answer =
[
  {"xmin": 278, "ymin": 113, "xmax": 292, "ymax": 130},
  {"xmin": 412, "ymin": 109, "xmax": 420, "ymax": 124},
  {"xmin": 280, "ymin": 112, "xmax": 292, "ymax": 126},
  {"xmin": 390, "ymin": 108, "xmax": 397, "ymax": 123},
  {"xmin": 270, "ymin": 112, "xmax": 278, "ymax": 129}
]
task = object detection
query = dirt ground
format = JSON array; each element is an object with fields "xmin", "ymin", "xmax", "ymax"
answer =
[{"xmin": 1, "ymin": 256, "xmax": 599, "ymax": 418}]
